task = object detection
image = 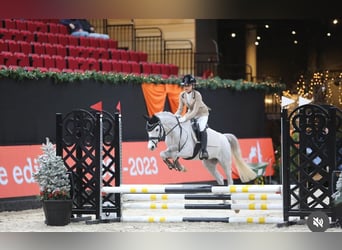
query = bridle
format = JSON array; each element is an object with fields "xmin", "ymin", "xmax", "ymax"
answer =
[{"xmin": 146, "ymin": 116, "xmax": 188, "ymax": 151}]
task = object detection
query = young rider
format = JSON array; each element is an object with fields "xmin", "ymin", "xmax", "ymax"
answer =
[{"xmin": 175, "ymin": 74, "xmax": 210, "ymax": 160}]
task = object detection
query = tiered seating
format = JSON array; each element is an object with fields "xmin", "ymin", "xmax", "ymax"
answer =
[{"xmin": 1, "ymin": 19, "xmax": 179, "ymax": 77}]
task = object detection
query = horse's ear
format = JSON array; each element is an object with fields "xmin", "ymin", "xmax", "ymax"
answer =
[{"xmin": 143, "ymin": 114, "xmax": 150, "ymax": 121}]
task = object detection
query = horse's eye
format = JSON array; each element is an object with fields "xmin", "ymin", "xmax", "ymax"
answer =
[{"xmin": 156, "ymin": 128, "xmax": 159, "ymax": 132}]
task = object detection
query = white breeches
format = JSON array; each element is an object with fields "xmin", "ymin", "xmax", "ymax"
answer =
[{"xmin": 197, "ymin": 116, "xmax": 208, "ymax": 131}]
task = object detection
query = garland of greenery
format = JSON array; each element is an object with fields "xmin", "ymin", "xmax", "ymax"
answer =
[{"xmin": 0, "ymin": 67, "xmax": 286, "ymax": 94}]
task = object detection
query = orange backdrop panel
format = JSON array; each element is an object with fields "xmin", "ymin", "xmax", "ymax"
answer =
[
  {"xmin": 141, "ymin": 83, "xmax": 184, "ymax": 116},
  {"xmin": 141, "ymin": 83, "xmax": 167, "ymax": 116}
]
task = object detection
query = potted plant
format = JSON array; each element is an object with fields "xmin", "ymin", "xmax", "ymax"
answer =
[
  {"xmin": 33, "ymin": 137, "xmax": 72, "ymax": 226},
  {"xmin": 332, "ymin": 171, "xmax": 342, "ymax": 227}
]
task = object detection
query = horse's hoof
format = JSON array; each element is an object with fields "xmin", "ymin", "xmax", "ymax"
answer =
[{"xmin": 234, "ymin": 209, "xmax": 240, "ymax": 214}]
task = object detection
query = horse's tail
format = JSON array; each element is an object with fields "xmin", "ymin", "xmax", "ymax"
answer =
[{"xmin": 224, "ymin": 133, "xmax": 257, "ymax": 183}]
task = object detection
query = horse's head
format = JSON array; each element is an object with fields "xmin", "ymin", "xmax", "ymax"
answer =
[{"xmin": 143, "ymin": 114, "xmax": 164, "ymax": 151}]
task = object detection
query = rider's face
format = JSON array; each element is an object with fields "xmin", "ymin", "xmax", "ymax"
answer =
[{"xmin": 183, "ymin": 84, "xmax": 192, "ymax": 93}]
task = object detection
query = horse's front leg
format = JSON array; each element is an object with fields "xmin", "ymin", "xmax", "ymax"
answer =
[
  {"xmin": 173, "ymin": 158, "xmax": 186, "ymax": 172},
  {"xmin": 160, "ymin": 147, "xmax": 178, "ymax": 171}
]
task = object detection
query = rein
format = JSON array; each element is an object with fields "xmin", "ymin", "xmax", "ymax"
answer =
[{"xmin": 147, "ymin": 116, "xmax": 188, "ymax": 152}]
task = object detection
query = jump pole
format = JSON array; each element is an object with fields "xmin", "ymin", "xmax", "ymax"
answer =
[
  {"xmin": 123, "ymin": 193, "xmax": 282, "ymax": 201},
  {"xmin": 102, "ymin": 184, "xmax": 284, "ymax": 194},
  {"xmin": 119, "ymin": 216, "xmax": 285, "ymax": 224},
  {"xmin": 122, "ymin": 202, "xmax": 283, "ymax": 210}
]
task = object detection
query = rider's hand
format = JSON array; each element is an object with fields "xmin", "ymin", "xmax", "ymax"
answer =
[{"xmin": 179, "ymin": 117, "xmax": 186, "ymax": 123}]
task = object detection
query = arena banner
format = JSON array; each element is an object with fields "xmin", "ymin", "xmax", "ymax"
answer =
[
  {"xmin": 0, "ymin": 138, "xmax": 275, "ymax": 199},
  {"xmin": 120, "ymin": 138, "xmax": 275, "ymax": 184}
]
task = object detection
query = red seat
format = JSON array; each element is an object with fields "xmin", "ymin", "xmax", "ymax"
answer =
[
  {"xmin": 160, "ymin": 64, "xmax": 171, "ymax": 76},
  {"xmin": 0, "ymin": 51, "xmax": 29, "ymax": 67},
  {"xmin": 20, "ymin": 30, "xmax": 35, "ymax": 43},
  {"xmin": 27, "ymin": 21, "xmax": 48, "ymax": 33},
  {"xmin": 87, "ymin": 58, "xmax": 100, "ymax": 71},
  {"xmin": 88, "ymin": 37, "xmax": 100, "ymax": 47},
  {"xmin": 29, "ymin": 53, "xmax": 44, "ymax": 67},
  {"xmin": 80, "ymin": 46, "xmax": 93, "ymax": 58},
  {"xmin": 15, "ymin": 20, "xmax": 28, "ymax": 30},
  {"xmin": 18, "ymin": 40, "xmax": 31, "ymax": 54},
  {"xmin": 141, "ymin": 62, "xmax": 152, "ymax": 75},
  {"xmin": 98, "ymin": 38, "xmax": 109, "ymax": 49},
  {"xmin": 9, "ymin": 29, "xmax": 23, "ymax": 41},
  {"xmin": 138, "ymin": 52, "xmax": 148, "ymax": 62},
  {"xmin": 99, "ymin": 59, "xmax": 112, "ymax": 72},
  {"xmin": 66, "ymin": 45, "xmax": 82, "ymax": 57},
  {"xmin": 120, "ymin": 50, "xmax": 129, "ymax": 61},
  {"xmin": 41, "ymin": 54, "xmax": 55, "ymax": 68},
  {"xmin": 130, "ymin": 61, "xmax": 141, "ymax": 74},
  {"xmin": 79, "ymin": 37, "xmax": 89, "ymax": 47},
  {"xmin": 0, "ymin": 39, "xmax": 7, "ymax": 51},
  {"xmin": 55, "ymin": 44, "xmax": 67, "ymax": 57},
  {"xmin": 0, "ymin": 51, "xmax": 16, "ymax": 66},
  {"xmin": 3, "ymin": 19, "xmax": 16, "ymax": 29},
  {"xmin": 56, "ymin": 34, "xmax": 69, "ymax": 46},
  {"xmin": 44, "ymin": 43, "xmax": 57, "ymax": 56},
  {"xmin": 128, "ymin": 51, "xmax": 140, "ymax": 62},
  {"xmin": 151, "ymin": 63, "xmax": 162, "ymax": 74},
  {"xmin": 47, "ymin": 33, "xmax": 59, "ymax": 44},
  {"xmin": 0, "ymin": 52, "xmax": 6, "ymax": 66},
  {"xmin": 25, "ymin": 20, "xmax": 36, "ymax": 32},
  {"xmin": 109, "ymin": 49, "xmax": 121, "ymax": 60},
  {"xmin": 121, "ymin": 61, "xmax": 131, "ymax": 73},
  {"xmin": 111, "ymin": 60, "xmax": 122, "ymax": 72},
  {"xmin": 0, "ymin": 28, "xmax": 12, "ymax": 40},
  {"xmin": 68, "ymin": 36, "xmax": 79, "ymax": 46},
  {"xmin": 169, "ymin": 64, "xmax": 179, "ymax": 76},
  {"xmin": 98, "ymin": 48, "xmax": 110, "ymax": 59},
  {"xmin": 79, "ymin": 47, "xmax": 95, "ymax": 58},
  {"xmin": 48, "ymin": 23, "xmax": 59, "ymax": 33},
  {"xmin": 6, "ymin": 39, "xmax": 20, "ymax": 53},
  {"xmin": 31, "ymin": 42, "xmax": 45, "ymax": 55},
  {"xmin": 58, "ymin": 25, "xmax": 68, "ymax": 34},
  {"xmin": 107, "ymin": 39, "xmax": 118, "ymax": 49},
  {"xmin": 75, "ymin": 57, "xmax": 88, "ymax": 71},
  {"xmin": 35, "ymin": 31, "xmax": 48, "ymax": 43},
  {"xmin": 52, "ymin": 55, "xmax": 66, "ymax": 70},
  {"xmin": 65, "ymin": 56, "xmax": 79, "ymax": 70},
  {"xmin": 14, "ymin": 52, "xmax": 30, "ymax": 67}
]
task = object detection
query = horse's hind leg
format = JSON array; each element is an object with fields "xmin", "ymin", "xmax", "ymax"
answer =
[
  {"xmin": 218, "ymin": 157, "xmax": 240, "ymax": 213},
  {"xmin": 202, "ymin": 159, "xmax": 224, "ymax": 185}
]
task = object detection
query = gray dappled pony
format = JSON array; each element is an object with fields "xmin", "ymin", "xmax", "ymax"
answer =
[{"xmin": 144, "ymin": 111, "xmax": 257, "ymax": 186}]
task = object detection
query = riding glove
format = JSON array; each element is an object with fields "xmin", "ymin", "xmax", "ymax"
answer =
[{"xmin": 178, "ymin": 117, "xmax": 186, "ymax": 123}]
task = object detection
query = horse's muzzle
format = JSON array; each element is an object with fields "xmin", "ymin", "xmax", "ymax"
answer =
[{"xmin": 147, "ymin": 141, "xmax": 157, "ymax": 151}]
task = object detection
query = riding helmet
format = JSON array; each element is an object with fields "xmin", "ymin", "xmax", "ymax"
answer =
[{"xmin": 181, "ymin": 74, "xmax": 196, "ymax": 86}]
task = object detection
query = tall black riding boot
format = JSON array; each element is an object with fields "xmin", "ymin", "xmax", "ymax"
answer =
[{"xmin": 199, "ymin": 130, "xmax": 209, "ymax": 160}]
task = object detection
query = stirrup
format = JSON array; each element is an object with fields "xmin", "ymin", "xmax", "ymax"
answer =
[{"xmin": 199, "ymin": 150, "xmax": 209, "ymax": 160}]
